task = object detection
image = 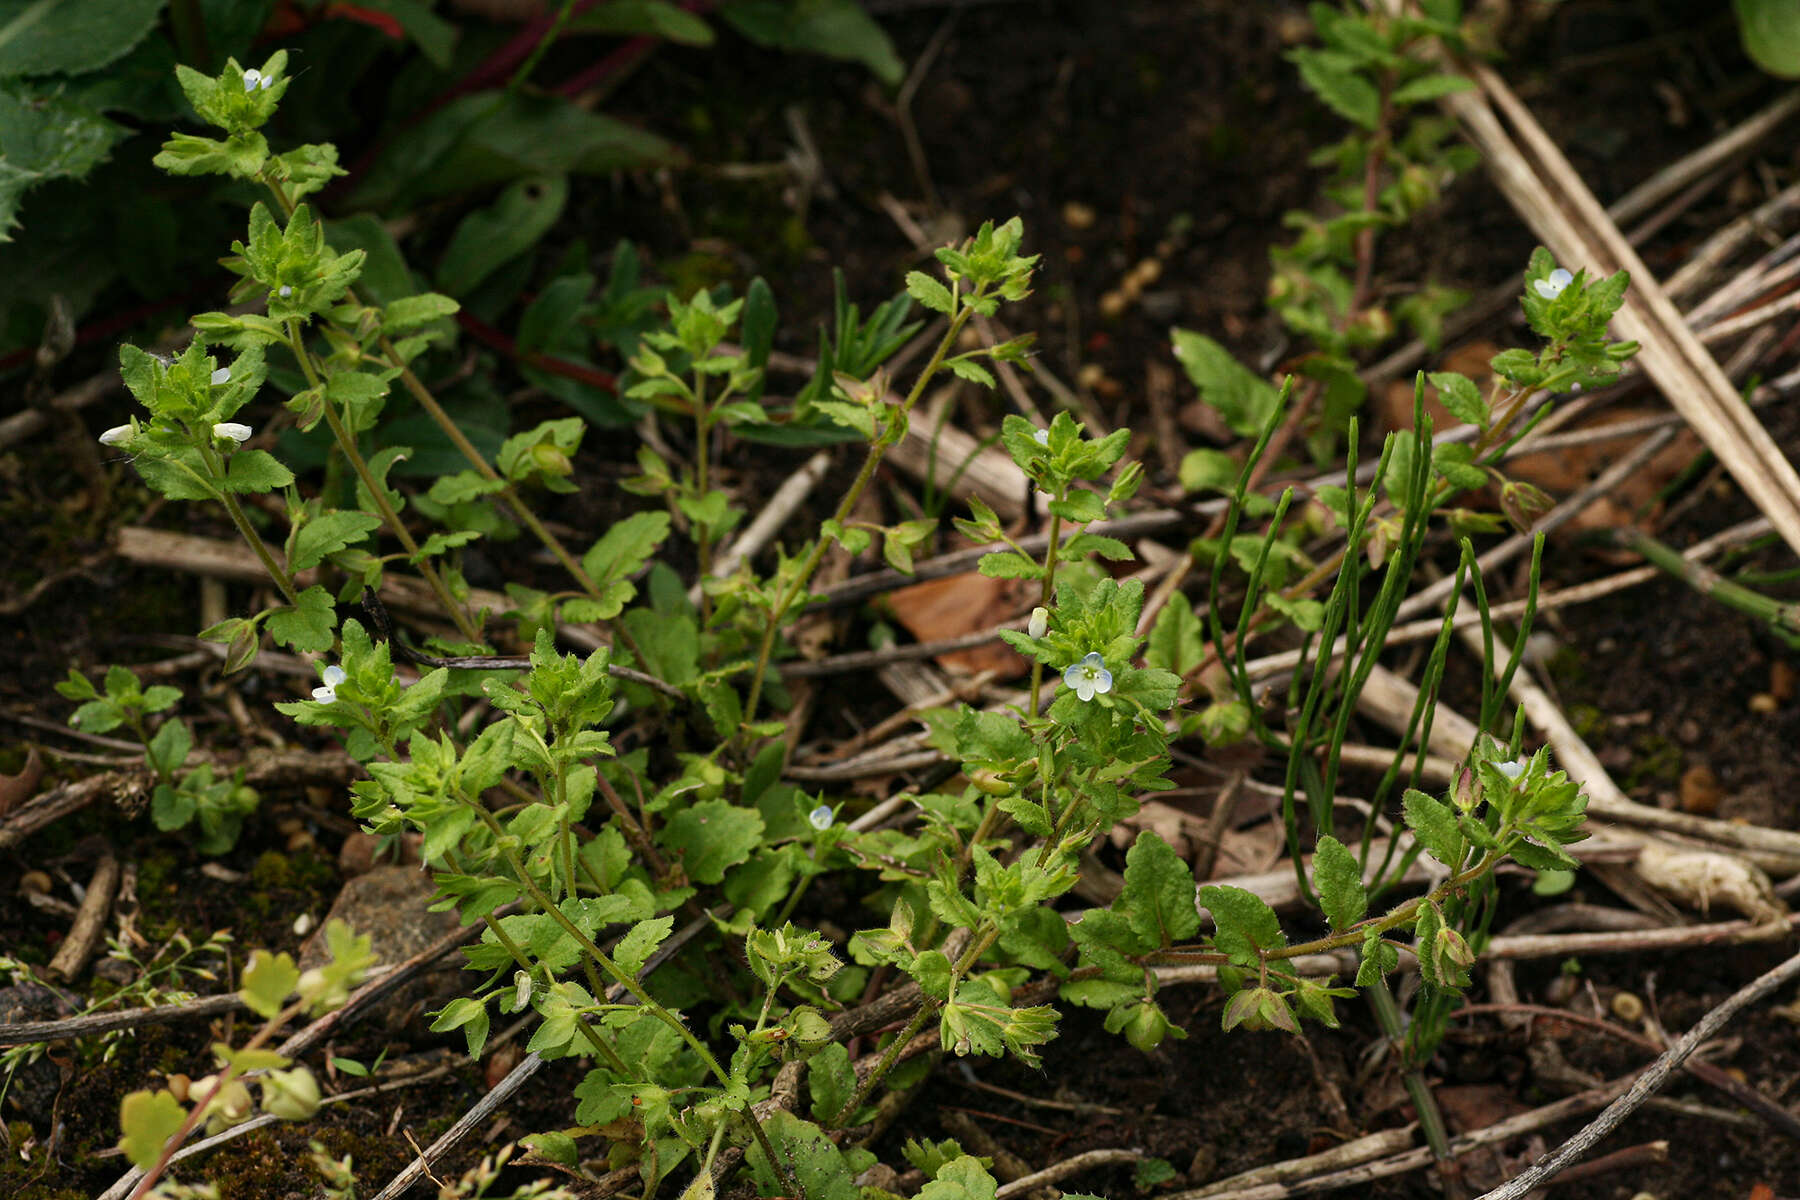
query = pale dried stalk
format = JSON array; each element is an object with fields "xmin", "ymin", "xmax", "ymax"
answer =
[{"xmin": 1442, "ymin": 61, "xmax": 1800, "ymax": 557}]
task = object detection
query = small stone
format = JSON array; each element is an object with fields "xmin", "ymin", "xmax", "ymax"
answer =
[
  {"xmin": 1061, "ymin": 200, "xmax": 1097, "ymax": 231},
  {"xmin": 1679, "ymin": 765, "xmax": 1722, "ymax": 815}
]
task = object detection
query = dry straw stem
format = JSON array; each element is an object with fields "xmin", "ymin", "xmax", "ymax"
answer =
[{"xmin": 1435, "ymin": 56, "xmax": 1800, "ymax": 557}]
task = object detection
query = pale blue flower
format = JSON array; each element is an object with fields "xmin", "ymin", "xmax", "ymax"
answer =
[
  {"xmin": 213, "ymin": 422, "xmax": 252, "ymax": 445},
  {"xmin": 1064, "ymin": 652, "xmax": 1112, "ymax": 701},
  {"xmin": 211, "ymin": 366, "xmax": 231, "ymax": 386},
  {"xmin": 1533, "ymin": 268, "xmax": 1573, "ymax": 300},
  {"xmin": 312, "ymin": 664, "xmax": 346, "ymax": 703},
  {"xmin": 278, "ymin": 285, "xmax": 292, "ymax": 298},
  {"xmin": 808, "ymin": 804, "xmax": 834, "ymax": 831},
  {"xmin": 242, "ymin": 69, "xmax": 262, "ymax": 92},
  {"xmin": 1033, "ymin": 428, "xmax": 1049, "ymax": 446},
  {"xmin": 1494, "ymin": 758, "xmax": 1528, "ymax": 782}
]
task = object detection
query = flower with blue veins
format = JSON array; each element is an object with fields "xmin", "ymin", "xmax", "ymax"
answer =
[
  {"xmin": 1494, "ymin": 758, "xmax": 1528, "ymax": 782},
  {"xmin": 1033, "ymin": 427, "xmax": 1049, "ymax": 446},
  {"xmin": 1064, "ymin": 652, "xmax": 1112, "ymax": 701},
  {"xmin": 1533, "ymin": 267, "xmax": 1573, "ymax": 300},
  {"xmin": 808, "ymin": 804, "xmax": 834, "ymax": 831},
  {"xmin": 312, "ymin": 664, "xmax": 346, "ymax": 703}
]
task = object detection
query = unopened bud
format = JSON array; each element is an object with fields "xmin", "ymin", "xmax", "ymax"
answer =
[{"xmin": 1027, "ymin": 606, "xmax": 1048, "ymax": 640}]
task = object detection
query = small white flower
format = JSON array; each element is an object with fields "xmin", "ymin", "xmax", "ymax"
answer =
[
  {"xmin": 98, "ymin": 424, "xmax": 133, "ymax": 446},
  {"xmin": 213, "ymin": 422, "xmax": 253, "ymax": 445},
  {"xmin": 1533, "ymin": 268, "xmax": 1573, "ymax": 300},
  {"xmin": 242, "ymin": 68, "xmax": 262, "ymax": 92},
  {"xmin": 1063, "ymin": 652, "xmax": 1113, "ymax": 702},
  {"xmin": 1027, "ymin": 606, "xmax": 1049, "ymax": 640},
  {"xmin": 808, "ymin": 804, "xmax": 834, "ymax": 831},
  {"xmin": 311, "ymin": 664, "xmax": 346, "ymax": 703},
  {"xmin": 278, "ymin": 285, "xmax": 292, "ymax": 297},
  {"xmin": 1494, "ymin": 758, "xmax": 1528, "ymax": 782},
  {"xmin": 211, "ymin": 366, "xmax": 231, "ymax": 386},
  {"xmin": 292, "ymin": 912, "xmax": 314, "ymax": 937},
  {"xmin": 259, "ymin": 74, "xmax": 274, "ymax": 91},
  {"xmin": 514, "ymin": 971, "xmax": 533, "ymax": 1010},
  {"xmin": 1033, "ymin": 428, "xmax": 1050, "ymax": 446}
]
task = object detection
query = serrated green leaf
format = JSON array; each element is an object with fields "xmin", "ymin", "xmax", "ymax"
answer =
[
  {"xmin": 290, "ymin": 510, "xmax": 382, "ymax": 572},
  {"xmin": 1119, "ymin": 832, "xmax": 1200, "ymax": 948},
  {"xmin": 241, "ymin": 949, "xmax": 300, "ymax": 1018},
  {"xmin": 1199, "ymin": 884, "xmax": 1286, "ymax": 966},
  {"xmin": 1171, "ymin": 329, "xmax": 1280, "ymax": 436},
  {"xmin": 0, "ymin": 0, "xmax": 166, "ymax": 77},
  {"xmin": 383, "ymin": 292, "xmax": 460, "ymax": 331},
  {"xmin": 657, "ymin": 799, "xmax": 762, "ymax": 884},
  {"xmin": 906, "ymin": 270, "xmax": 954, "ymax": 314},
  {"xmin": 1390, "ymin": 72, "xmax": 1474, "ymax": 105},
  {"xmin": 1403, "ymin": 788, "xmax": 1465, "ymax": 868},
  {"xmin": 1312, "ymin": 835, "xmax": 1367, "ymax": 931},
  {"xmin": 1290, "ymin": 47, "xmax": 1380, "ymax": 129},
  {"xmin": 117, "ymin": 1088, "xmax": 186, "ymax": 1170}
]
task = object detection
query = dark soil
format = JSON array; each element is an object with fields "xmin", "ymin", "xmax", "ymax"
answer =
[{"xmin": 6, "ymin": 2, "xmax": 1800, "ymax": 1198}]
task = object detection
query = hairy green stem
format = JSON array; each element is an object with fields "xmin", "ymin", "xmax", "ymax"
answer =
[{"xmin": 740, "ymin": 301, "xmax": 976, "ymax": 728}]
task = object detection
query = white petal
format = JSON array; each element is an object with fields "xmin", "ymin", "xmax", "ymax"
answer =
[
  {"xmin": 98, "ymin": 424, "xmax": 133, "ymax": 446},
  {"xmin": 278, "ymin": 285, "xmax": 292, "ymax": 297},
  {"xmin": 243, "ymin": 69, "xmax": 261, "ymax": 91},
  {"xmin": 808, "ymin": 805, "xmax": 834, "ymax": 830},
  {"xmin": 310, "ymin": 685, "xmax": 337, "ymax": 703},
  {"xmin": 213, "ymin": 422, "xmax": 253, "ymax": 444},
  {"xmin": 322, "ymin": 665, "xmax": 346, "ymax": 686},
  {"xmin": 260, "ymin": 75, "xmax": 274, "ymax": 90},
  {"xmin": 1033, "ymin": 428, "xmax": 1049, "ymax": 446},
  {"xmin": 211, "ymin": 366, "xmax": 231, "ymax": 385},
  {"xmin": 1495, "ymin": 759, "xmax": 1528, "ymax": 781}
]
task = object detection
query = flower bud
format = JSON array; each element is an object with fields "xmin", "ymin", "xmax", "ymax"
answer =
[
  {"xmin": 1027, "ymin": 606, "xmax": 1048, "ymax": 640},
  {"xmin": 1123, "ymin": 1000, "xmax": 1173, "ymax": 1052},
  {"xmin": 530, "ymin": 442, "xmax": 572, "ymax": 477},
  {"xmin": 261, "ymin": 1066, "xmax": 321, "ymax": 1121}
]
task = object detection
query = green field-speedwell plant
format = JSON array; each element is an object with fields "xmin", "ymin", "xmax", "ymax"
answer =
[{"xmin": 65, "ymin": 47, "xmax": 1634, "ymax": 1200}]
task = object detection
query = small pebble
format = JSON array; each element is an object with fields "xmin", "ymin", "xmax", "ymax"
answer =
[
  {"xmin": 1610, "ymin": 990, "xmax": 1644, "ymax": 1022},
  {"xmin": 1750, "ymin": 693, "xmax": 1779, "ymax": 714},
  {"xmin": 1679, "ymin": 765, "xmax": 1722, "ymax": 815},
  {"xmin": 1062, "ymin": 201, "xmax": 1097, "ymax": 231}
]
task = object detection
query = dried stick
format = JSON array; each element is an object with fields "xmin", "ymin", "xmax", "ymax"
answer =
[
  {"xmin": 0, "ymin": 993, "xmax": 245, "ymax": 1047},
  {"xmin": 46, "ymin": 851, "xmax": 120, "ymax": 981},
  {"xmin": 1474, "ymin": 946, "xmax": 1800, "ymax": 1199},
  {"xmin": 1605, "ymin": 89, "xmax": 1800, "ymax": 229},
  {"xmin": 992, "ymin": 1148, "xmax": 1144, "ymax": 1199},
  {"xmin": 1179, "ymin": 1126, "xmax": 1418, "ymax": 1198},
  {"xmin": 1164, "ymin": 1073, "xmax": 1637, "ymax": 1200},
  {"xmin": 690, "ymin": 448, "xmax": 833, "ymax": 604}
]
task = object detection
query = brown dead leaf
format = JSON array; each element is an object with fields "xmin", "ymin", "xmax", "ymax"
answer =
[
  {"xmin": 0, "ymin": 746, "xmax": 43, "ymax": 817},
  {"xmin": 884, "ymin": 572, "xmax": 1031, "ymax": 678},
  {"xmin": 1378, "ymin": 339, "xmax": 1702, "ymax": 535}
]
